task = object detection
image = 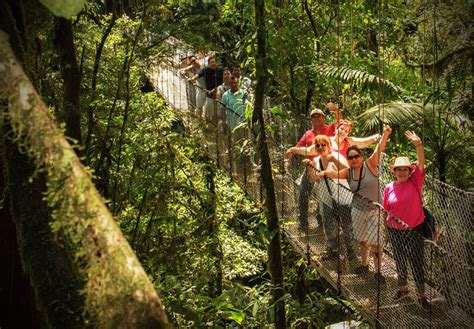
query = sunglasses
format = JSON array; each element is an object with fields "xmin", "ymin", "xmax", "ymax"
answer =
[
  {"xmin": 315, "ymin": 143, "xmax": 327, "ymax": 148},
  {"xmin": 347, "ymin": 154, "xmax": 361, "ymax": 160}
]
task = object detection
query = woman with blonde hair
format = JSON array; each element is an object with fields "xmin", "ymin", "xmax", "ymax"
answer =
[{"xmin": 303, "ymin": 135, "xmax": 355, "ymax": 261}]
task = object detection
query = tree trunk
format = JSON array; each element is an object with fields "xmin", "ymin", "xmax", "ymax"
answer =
[
  {"xmin": 1, "ymin": 122, "xmax": 85, "ymax": 328},
  {"xmin": 0, "ymin": 30, "xmax": 170, "ymax": 328},
  {"xmin": 253, "ymin": 1, "xmax": 286, "ymax": 328},
  {"xmin": 85, "ymin": 14, "xmax": 117, "ymax": 159},
  {"xmin": 203, "ymin": 160, "xmax": 223, "ymax": 297},
  {"xmin": 0, "ymin": 140, "xmax": 41, "ymax": 328},
  {"xmin": 54, "ymin": 17, "xmax": 83, "ymax": 152},
  {"xmin": 302, "ymin": 0, "xmax": 320, "ymax": 53},
  {"xmin": 365, "ymin": 0, "xmax": 379, "ymax": 57}
]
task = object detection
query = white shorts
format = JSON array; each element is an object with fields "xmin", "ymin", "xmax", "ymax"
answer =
[
  {"xmin": 352, "ymin": 207, "xmax": 385, "ymax": 246},
  {"xmin": 204, "ymin": 98, "xmax": 218, "ymax": 124}
]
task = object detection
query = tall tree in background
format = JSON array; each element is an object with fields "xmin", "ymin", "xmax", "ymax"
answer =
[
  {"xmin": 253, "ymin": 0, "xmax": 286, "ymax": 327},
  {"xmin": 54, "ymin": 17, "xmax": 83, "ymax": 151}
]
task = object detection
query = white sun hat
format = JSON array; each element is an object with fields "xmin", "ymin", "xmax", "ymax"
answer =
[{"xmin": 390, "ymin": 156, "xmax": 416, "ymax": 173}]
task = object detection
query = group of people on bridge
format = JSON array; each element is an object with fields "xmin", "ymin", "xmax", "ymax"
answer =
[
  {"xmin": 286, "ymin": 102, "xmax": 431, "ymax": 311},
  {"xmin": 177, "ymin": 54, "xmax": 433, "ymax": 312},
  {"xmin": 179, "ymin": 53, "xmax": 252, "ymax": 137}
]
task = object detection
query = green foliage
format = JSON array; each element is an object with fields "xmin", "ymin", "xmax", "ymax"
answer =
[
  {"xmin": 20, "ymin": 0, "xmax": 473, "ymax": 326},
  {"xmin": 313, "ymin": 64, "xmax": 401, "ymax": 99}
]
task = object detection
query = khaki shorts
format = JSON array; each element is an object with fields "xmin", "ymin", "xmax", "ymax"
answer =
[{"xmin": 352, "ymin": 207, "xmax": 385, "ymax": 246}]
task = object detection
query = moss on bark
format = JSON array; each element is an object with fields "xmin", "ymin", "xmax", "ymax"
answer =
[{"xmin": 0, "ymin": 30, "xmax": 170, "ymax": 328}]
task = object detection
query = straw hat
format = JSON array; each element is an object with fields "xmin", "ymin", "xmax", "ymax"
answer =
[
  {"xmin": 310, "ymin": 108, "xmax": 324, "ymax": 117},
  {"xmin": 390, "ymin": 156, "xmax": 416, "ymax": 173}
]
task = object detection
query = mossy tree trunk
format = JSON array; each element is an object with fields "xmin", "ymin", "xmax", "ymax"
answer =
[
  {"xmin": 253, "ymin": 1, "xmax": 286, "ymax": 328},
  {"xmin": 0, "ymin": 142, "xmax": 41, "ymax": 328},
  {"xmin": 1, "ymin": 122, "xmax": 86, "ymax": 327},
  {"xmin": 0, "ymin": 30, "xmax": 170, "ymax": 328}
]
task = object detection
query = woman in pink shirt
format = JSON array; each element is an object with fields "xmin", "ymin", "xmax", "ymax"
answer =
[{"xmin": 383, "ymin": 131, "xmax": 430, "ymax": 311}]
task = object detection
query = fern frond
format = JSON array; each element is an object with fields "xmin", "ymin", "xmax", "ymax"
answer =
[
  {"xmin": 311, "ymin": 64, "xmax": 402, "ymax": 96},
  {"xmin": 356, "ymin": 102, "xmax": 472, "ymax": 132}
]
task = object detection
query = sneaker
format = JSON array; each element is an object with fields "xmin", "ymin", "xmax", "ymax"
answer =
[
  {"xmin": 321, "ymin": 250, "xmax": 338, "ymax": 261},
  {"xmin": 393, "ymin": 289, "xmax": 409, "ymax": 302},
  {"xmin": 373, "ymin": 272, "xmax": 386, "ymax": 284},
  {"xmin": 354, "ymin": 265, "xmax": 369, "ymax": 274},
  {"xmin": 418, "ymin": 296, "xmax": 431, "ymax": 311}
]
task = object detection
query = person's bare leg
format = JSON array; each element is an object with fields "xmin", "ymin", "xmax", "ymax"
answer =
[
  {"xmin": 361, "ymin": 240, "xmax": 370, "ymax": 266},
  {"xmin": 372, "ymin": 244, "xmax": 383, "ymax": 273}
]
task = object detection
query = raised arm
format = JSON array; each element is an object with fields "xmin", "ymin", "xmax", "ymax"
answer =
[
  {"xmin": 327, "ymin": 102, "xmax": 343, "ymax": 124},
  {"xmin": 349, "ymin": 133, "xmax": 381, "ymax": 148},
  {"xmin": 405, "ymin": 130, "xmax": 425, "ymax": 172},
  {"xmin": 367, "ymin": 124, "xmax": 392, "ymax": 172}
]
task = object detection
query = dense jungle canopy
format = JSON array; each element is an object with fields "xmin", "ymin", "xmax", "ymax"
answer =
[{"xmin": 0, "ymin": 0, "xmax": 472, "ymax": 328}]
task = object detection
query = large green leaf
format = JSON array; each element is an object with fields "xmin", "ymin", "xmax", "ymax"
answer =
[
  {"xmin": 356, "ymin": 102, "xmax": 425, "ymax": 131},
  {"xmin": 357, "ymin": 102, "xmax": 472, "ymax": 132},
  {"xmin": 40, "ymin": 0, "xmax": 86, "ymax": 18},
  {"xmin": 312, "ymin": 64, "xmax": 402, "ymax": 97}
]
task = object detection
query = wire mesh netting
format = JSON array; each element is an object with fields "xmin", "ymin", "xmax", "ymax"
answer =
[{"xmin": 150, "ymin": 42, "xmax": 473, "ymax": 328}]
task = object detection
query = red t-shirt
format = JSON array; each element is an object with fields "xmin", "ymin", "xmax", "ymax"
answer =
[
  {"xmin": 332, "ymin": 138, "xmax": 350, "ymax": 158},
  {"xmin": 297, "ymin": 124, "xmax": 336, "ymax": 160}
]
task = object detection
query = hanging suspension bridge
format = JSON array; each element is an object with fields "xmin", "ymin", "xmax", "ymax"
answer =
[{"xmin": 149, "ymin": 40, "xmax": 473, "ymax": 328}]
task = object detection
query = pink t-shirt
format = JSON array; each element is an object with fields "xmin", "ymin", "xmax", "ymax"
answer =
[
  {"xmin": 383, "ymin": 165, "xmax": 425, "ymax": 230},
  {"xmin": 297, "ymin": 124, "xmax": 336, "ymax": 160}
]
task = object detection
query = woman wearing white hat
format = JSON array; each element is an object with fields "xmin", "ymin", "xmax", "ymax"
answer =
[{"xmin": 382, "ymin": 131, "xmax": 430, "ymax": 311}]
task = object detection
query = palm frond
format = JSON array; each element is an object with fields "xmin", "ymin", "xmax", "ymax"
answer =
[
  {"xmin": 311, "ymin": 64, "xmax": 402, "ymax": 96},
  {"xmin": 356, "ymin": 103, "xmax": 425, "ymax": 131},
  {"xmin": 356, "ymin": 102, "xmax": 472, "ymax": 132}
]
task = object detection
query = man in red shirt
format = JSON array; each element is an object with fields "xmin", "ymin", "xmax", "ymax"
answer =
[{"xmin": 286, "ymin": 102, "xmax": 342, "ymax": 229}]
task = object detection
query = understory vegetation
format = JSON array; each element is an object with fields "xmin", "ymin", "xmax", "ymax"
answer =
[{"xmin": 0, "ymin": 0, "xmax": 472, "ymax": 327}]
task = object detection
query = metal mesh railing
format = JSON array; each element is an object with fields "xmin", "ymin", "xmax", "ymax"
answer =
[{"xmin": 150, "ymin": 55, "xmax": 474, "ymax": 328}]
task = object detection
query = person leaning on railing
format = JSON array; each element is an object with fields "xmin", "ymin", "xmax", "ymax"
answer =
[
  {"xmin": 188, "ymin": 55, "xmax": 224, "ymax": 125},
  {"xmin": 319, "ymin": 124, "xmax": 392, "ymax": 283},
  {"xmin": 382, "ymin": 131, "xmax": 431, "ymax": 311},
  {"xmin": 303, "ymin": 134, "xmax": 355, "ymax": 262},
  {"xmin": 179, "ymin": 54, "xmax": 205, "ymax": 117},
  {"xmin": 285, "ymin": 102, "xmax": 342, "ymax": 230}
]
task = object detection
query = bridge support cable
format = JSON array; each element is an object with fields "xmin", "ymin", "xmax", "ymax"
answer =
[{"xmin": 150, "ymin": 51, "xmax": 474, "ymax": 328}]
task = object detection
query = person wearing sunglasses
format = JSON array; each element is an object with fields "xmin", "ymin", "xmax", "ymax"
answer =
[
  {"xmin": 302, "ymin": 135, "xmax": 355, "ymax": 261},
  {"xmin": 382, "ymin": 131, "xmax": 430, "ymax": 311},
  {"xmin": 288, "ymin": 119, "xmax": 381, "ymax": 159},
  {"xmin": 318, "ymin": 124, "xmax": 391, "ymax": 282},
  {"xmin": 285, "ymin": 103, "xmax": 342, "ymax": 231}
]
